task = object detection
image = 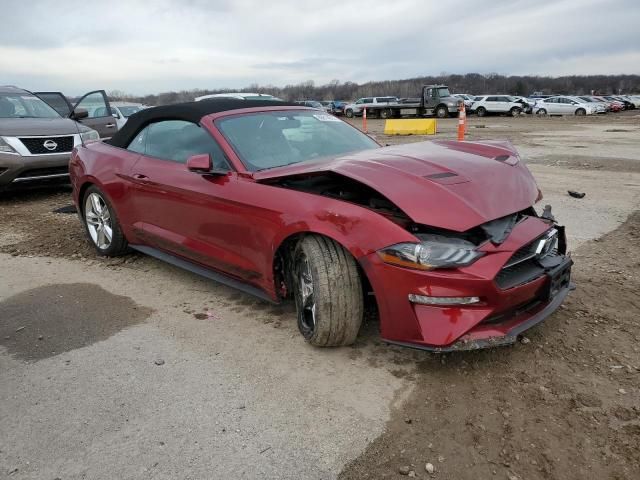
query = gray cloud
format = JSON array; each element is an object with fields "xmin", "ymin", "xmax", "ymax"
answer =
[{"xmin": 1, "ymin": 0, "xmax": 638, "ymax": 95}]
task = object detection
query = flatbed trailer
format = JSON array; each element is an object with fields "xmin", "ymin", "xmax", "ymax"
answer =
[{"xmin": 361, "ymin": 85, "xmax": 462, "ymax": 119}]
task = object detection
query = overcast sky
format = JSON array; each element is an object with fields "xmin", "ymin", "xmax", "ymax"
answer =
[{"xmin": 1, "ymin": 0, "xmax": 639, "ymax": 95}]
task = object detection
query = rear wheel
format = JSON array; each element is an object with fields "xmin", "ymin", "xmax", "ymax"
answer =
[
  {"xmin": 345, "ymin": 109, "xmax": 354, "ymax": 118},
  {"xmin": 82, "ymin": 185, "xmax": 128, "ymax": 256},
  {"xmin": 292, "ymin": 235, "xmax": 363, "ymax": 347},
  {"xmin": 435, "ymin": 105, "xmax": 449, "ymax": 118},
  {"xmin": 575, "ymin": 108, "xmax": 586, "ymax": 116},
  {"xmin": 380, "ymin": 108, "xmax": 393, "ymax": 119},
  {"xmin": 476, "ymin": 106, "xmax": 487, "ymax": 117}
]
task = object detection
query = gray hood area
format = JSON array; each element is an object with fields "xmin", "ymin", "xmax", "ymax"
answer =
[{"xmin": 0, "ymin": 118, "xmax": 91, "ymax": 136}]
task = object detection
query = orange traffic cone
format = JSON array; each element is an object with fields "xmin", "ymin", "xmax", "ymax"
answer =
[{"xmin": 457, "ymin": 102, "xmax": 466, "ymax": 141}]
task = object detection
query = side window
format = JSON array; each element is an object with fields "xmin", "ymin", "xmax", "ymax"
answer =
[
  {"xmin": 474, "ymin": 96, "xmax": 484, "ymax": 101},
  {"xmin": 363, "ymin": 98, "xmax": 374, "ymax": 104},
  {"xmin": 486, "ymin": 96, "xmax": 497, "ymax": 102},
  {"xmin": 145, "ymin": 120, "xmax": 230, "ymax": 168},
  {"xmin": 127, "ymin": 127, "xmax": 148, "ymax": 154},
  {"xmin": 355, "ymin": 99, "xmax": 364, "ymax": 105},
  {"xmin": 76, "ymin": 92, "xmax": 110, "ymax": 118}
]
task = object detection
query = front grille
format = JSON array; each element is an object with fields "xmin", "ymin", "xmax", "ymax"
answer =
[
  {"xmin": 19, "ymin": 136, "xmax": 74, "ymax": 154},
  {"xmin": 495, "ymin": 229, "xmax": 562, "ymax": 290},
  {"xmin": 16, "ymin": 166, "xmax": 69, "ymax": 179}
]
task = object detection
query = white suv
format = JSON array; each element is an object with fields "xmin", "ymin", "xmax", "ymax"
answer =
[
  {"xmin": 344, "ymin": 97, "xmax": 398, "ymax": 118},
  {"xmin": 470, "ymin": 95, "xmax": 523, "ymax": 117}
]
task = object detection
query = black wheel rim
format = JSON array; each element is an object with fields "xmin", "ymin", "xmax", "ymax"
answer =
[{"xmin": 296, "ymin": 254, "xmax": 316, "ymax": 335}]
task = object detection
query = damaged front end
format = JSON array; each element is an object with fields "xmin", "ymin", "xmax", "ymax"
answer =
[{"xmin": 361, "ymin": 205, "xmax": 574, "ymax": 351}]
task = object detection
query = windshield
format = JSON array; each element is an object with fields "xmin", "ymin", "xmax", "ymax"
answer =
[
  {"xmin": 0, "ymin": 92, "xmax": 61, "ymax": 118},
  {"xmin": 436, "ymin": 87, "xmax": 451, "ymax": 98},
  {"xmin": 117, "ymin": 106, "xmax": 143, "ymax": 117},
  {"xmin": 217, "ymin": 110, "xmax": 379, "ymax": 171}
]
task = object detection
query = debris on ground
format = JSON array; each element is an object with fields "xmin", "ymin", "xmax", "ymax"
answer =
[{"xmin": 568, "ymin": 190, "xmax": 586, "ymax": 199}]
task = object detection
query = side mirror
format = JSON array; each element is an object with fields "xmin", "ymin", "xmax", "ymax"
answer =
[
  {"xmin": 186, "ymin": 153, "xmax": 229, "ymax": 176},
  {"xmin": 70, "ymin": 108, "xmax": 89, "ymax": 120},
  {"xmin": 187, "ymin": 153, "xmax": 212, "ymax": 172},
  {"xmin": 112, "ymin": 112, "xmax": 120, "ymax": 119}
]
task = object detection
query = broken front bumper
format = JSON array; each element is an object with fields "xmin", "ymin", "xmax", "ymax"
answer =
[{"xmin": 361, "ymin": 216, "xmax": 573, "ymax": 352}]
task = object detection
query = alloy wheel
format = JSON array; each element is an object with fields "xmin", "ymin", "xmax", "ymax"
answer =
[{"xmin": 84, "ymin": 192, "xmax": 113, "ymax": 250}]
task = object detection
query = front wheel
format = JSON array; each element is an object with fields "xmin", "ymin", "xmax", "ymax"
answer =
[
  {"xmin": 345, "ymin": 109, "xmax": 354, "ymax": 118},
  {"xmin": 575, "ymin": 108, "xmax": 586, "ymax": 116},
  {"xmin": 380, "ymin": 108, "xmax": 393, "ymax": 119},
  {"xmin": 435, "ymin": 105, "xmax": 449, "ymax": 118},
  {"xmin": 82, "ymin": 185, "xmax": 129, "ymax": 256},
  {"xmin": 292, "ymin": 235, "xmax": 363, "ymax": 347},
  {"xmin": 537, "ymin": 108, "xmax": 547, "ymax": 116},
  {"xmin": 510, "ymin": 107, "xmax": 521, "ymax": 117}
]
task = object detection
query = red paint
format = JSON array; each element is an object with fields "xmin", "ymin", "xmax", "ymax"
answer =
[{"xmin": 70, "ymin": 106, "xmax": 569, "ymax": 350}]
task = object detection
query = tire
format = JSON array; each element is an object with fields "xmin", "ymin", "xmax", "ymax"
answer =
[
  {"xmin": 345, "ymin": 109, "xmax": 354, "ymax": 118},
  {"xmin": 575, "ymin": 108, "xmax": 586, "ymax": 116},
  {"xmin": 435, "ymin": 105, "xmax": 448, "ymax": 118},
  {"xmin": 537, "ymin": 108, "xmax": 547, "ymax": 116},
  {"xmin": 292, "ymin": 235, "xmax": 363, "ymax": 347},
  {"xmin": 82, "ymin": 185, "xmax": 129, "ymax": 256},
  {"xmin": 510, "ymin": 107, "xmax": 521, "ymax": 117},
  {"xmin": 476, "ymin": 106, "xmax": 487, "ymax": 117},
  {"xmin": 380, "ymin": 108, "xmax": 393, "ymax": 119}
]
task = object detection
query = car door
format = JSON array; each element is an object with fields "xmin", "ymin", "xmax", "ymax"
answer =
[
  {"xmin": 543, "ymin": 97, "xmax": 559, "ymax": 114},
  {"xmin": 126, "ymin": 119, "xmax": 260, "ymax": 281},
  {"xmin": 34, "ymin": 91, "xmax": 74, "ymax": 117},
  {"xmin": 72, "ymin": 90, "xmax": 118, "ymax": 138},
  {"xmin": 485, "ymin": 96, "xmax": 499, "ymax": 112}
]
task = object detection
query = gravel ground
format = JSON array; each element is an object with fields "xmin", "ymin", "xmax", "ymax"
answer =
[{"xmin": 1, "ymin": 112, "xmax": 639, "ymax": 479}]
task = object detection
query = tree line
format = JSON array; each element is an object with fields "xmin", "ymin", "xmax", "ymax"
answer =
[{"xmin": 110, "ymin": 73, "xmax": 640, "ymax": 106}]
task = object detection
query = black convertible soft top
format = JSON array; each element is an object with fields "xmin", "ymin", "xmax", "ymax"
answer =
[{"xmin": 106, "ymin": 98, "xmax": 298, "ymax": 148}]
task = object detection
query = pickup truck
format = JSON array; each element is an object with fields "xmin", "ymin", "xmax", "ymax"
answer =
[{"xmin": 351, "ymin": 85, "xmax": 462, "ymax": 119}]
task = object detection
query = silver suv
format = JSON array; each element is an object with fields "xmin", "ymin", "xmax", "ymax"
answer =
[{"xmin": 0, "ymin": 86, "xmax": 100, "ymax": 190}]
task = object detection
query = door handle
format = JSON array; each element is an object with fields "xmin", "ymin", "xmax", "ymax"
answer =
[
  {"xmin": 133, "ymin": 173, "xmax": 149, "ymax": 180},
  {"xmin": 106, "ymin": 123, "xmax": 116, "ymax": 128}
]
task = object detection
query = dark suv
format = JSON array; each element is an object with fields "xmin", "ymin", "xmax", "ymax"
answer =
[{"xmin": 0, "ymin": 86, "xmax": 103, "ymax": 190}]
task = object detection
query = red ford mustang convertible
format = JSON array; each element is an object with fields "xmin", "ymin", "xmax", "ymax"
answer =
[{"xmin": 70, "ymin": 99, "xmax": 572, "ymax": 351}]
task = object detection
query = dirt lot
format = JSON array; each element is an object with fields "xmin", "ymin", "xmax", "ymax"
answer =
[{"xmin": 1, "ymin": 113, "xmax": 639, "ymax": 479}]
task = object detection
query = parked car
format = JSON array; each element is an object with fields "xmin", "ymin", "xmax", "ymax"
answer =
[
  {"xmin": 470, "ymin": 95, "xmax": 523, "ymax": 117},
  {"xmin": 195, "ymin": 92, "xmax": 282, "ymax": 101},
  {"xmin": 533, "ymin": 96, "xmax": 596, "ymax": 116},
  {"xmin": 610, "ymin": 96, "xmax": 635, "ymax": 110},
  {"xmin": 592, "ymin": 96, "xmax": 622, "ymax": 112},
  {"xmin": 294, "ymin": 100, "xmax": 324, "ymax": 110},
  {"xmin": 600, "ymin": 96, "xmax": 626, "ymax": 111},
  {"xmin": 577, "ymin": 96, "xmax": 607, "ymax": 114},
  {"xmin": 0, "ymin": 85, "xmax": 99, "ymax": 191},
  {"xmin": 511, "ymin": 96, "xmax": 535, "ymax": 114},
  {"xmin": 70, "ymin": 98, "xmax": 572, "ymax": 351},
  {"xmin": 328, "ymin": 100, "xmax": 348, "ymax": 115},
  {"xmin": 35, "ymin": 89, "xmax": 119, "ymax": 138},
  {"xmin": 453, "ymin": 94, "xmax": 475, "ymax": 110},
  {"xmin": 110, "ymin": 102, "xmax": 146, "ymax": 129},
  {"xmin": 344, "ymin": 97, "xmax": 398, "ymax": 118}
]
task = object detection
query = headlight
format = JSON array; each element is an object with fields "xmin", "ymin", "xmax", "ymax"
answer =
[
  {"xmin": 0, "ymin": 137, "xmax": 17, "ymax": 154},
  {"xmin": 80, "ymin": 129, "xmax": 100, "ymax": 143},
  {"xmin": 377, "ymin": 234, "xmax": 483, "ymax": 271}
]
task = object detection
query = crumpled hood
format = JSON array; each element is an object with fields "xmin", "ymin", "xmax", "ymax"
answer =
[
  {"xmin": 254, "ymin": 140, "xmax": 539, "ymax": 232},
  {"xmin": 0, "ymin": 117, "xmax": 89, "ymax": 136}
]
